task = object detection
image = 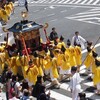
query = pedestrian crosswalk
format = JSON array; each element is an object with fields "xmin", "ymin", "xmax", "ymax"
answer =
[
  {"xmin": 45, "ymin": 43, "xmax": 100, "ymax": 100},
  {"xmin": 28, "ymin": 0, "xmax": 100, "ymax": 5},
  {"xmin": 44, "ymin": 44, "xmax": 100, "ymax": 100},
  {"xmin": 45, "ymin": 65, "xmax": 100, "ymax": 100},
  {"xmin": 66, "ymin": 8, "xmax": 100, "ymax": 25}
]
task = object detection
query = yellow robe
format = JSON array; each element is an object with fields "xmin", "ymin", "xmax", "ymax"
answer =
[
  {"xmin": 74, "ymin": 46, "xmax": 82, "ymax": 66},
  {"xmin": 68, "ymin": 46, "xmax": 76, "ymax": 67},
  {"xmin": 51, "ymin": 57, "xmax": 59, "ymax": 78},
  {"xmin": 1, "ymin": 9, "xmax": 8, "ymax": 22},
  {"xmin": 61, "ymin": 52, "xmax": 71, "ymax": 70},
  {"xmin": 84, "ymin": 52, "xmax": 94, "ymax": 68}
]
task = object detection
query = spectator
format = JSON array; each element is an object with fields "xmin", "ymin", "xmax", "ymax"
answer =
[
  {"xmin": 21, "ymin": 79, "xmax": 29, "ymax": 92},
  {"xmin": 24, "ymin": 0, "xmax": 28, "ymax": 12},
  {"xmin": 37, "ymin": 85, "xmax": 50, "ymax": 100},
  {"xmin": 49, "ymin": 27, "xmax": 58, "ymax": 41},
  {"xmin": 9, "ymin": 91, "xmax": 19, "ymax": 100},
  {"xmin": 20, "ymin": 89, "xmax": 29, "ymax": 100},
  {"xmin": 32, "ymin": 76, "xmax": 44, "ymax": 98},
  {"xmin": 71, "ymin": 31, "xmax": 86, "ymax": 50}
]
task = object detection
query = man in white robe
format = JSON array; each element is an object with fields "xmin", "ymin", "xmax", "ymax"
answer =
[
  {"xmin": 69, "ymin": 66, "xmax": 82, "ymax": 100},
  {"xmin": 71, "ymin": 31, "xmax": 86, "ymax": 50}
]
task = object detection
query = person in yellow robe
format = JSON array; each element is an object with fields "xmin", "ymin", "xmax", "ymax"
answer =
[
  {"xmin": 0, "ymin": 8, "xmax": 9, "ymax": 23},
  {"xmin": 66, "ymin": 39, "xmax": 76, "ymax": 67},
  {"xmin": 93, "ymin": 57, "xmax": 100, "ymax": 94},
  {"xmin": 74, "ymin": 45, "xmax": 82, "ymax": 66},
  {"xmin": 59, "ymin": 45, "xmax": 71, "ymax": 80},
  {"xmin": 56, "ymin": 35, "xmax": 66, "ymax": 49},
  {"xmin": 84, "ymin": 41, "xmax": 95, "ymax": 73},
  {"xmin": 49, "ymin": 50, "xmax": 60, "ymax": 88}
]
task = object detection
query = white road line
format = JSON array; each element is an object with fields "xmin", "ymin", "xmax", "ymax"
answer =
[
  {"xmin": 47, "ymin": 13, "xmax": 55, "ymax": 16},
  {"xmin": 77, "ymin": 17, "xmax": 97, "ymax": 21},
  {"xmin": 67, "ymin": 14, "xmax": 100, "ymax": 19},
  {"xmin": 90, "ymin": 8, "xmax": 100, "ymax": 11},
  {"xmin": 63, "ymin": 0, "xmax": 71, "ymax": 4},
  {"xmin": 93, "ymin": 0, "xmax": 100, "ymax": 5},
  {"xmin": 87, "ymin": 0, "xmax": 95, "ymax": 4},
  {"xmin": 33, "ymin": 0, "xmax": 41, "ymax": 3},
  {"xmin": 80, "ymin": 0, "xmax": 89, "ymax": 4},
  {"xmin": 44, "ymin": 0, "xmax": 50, "ymax": 3},
  {"xmin": 76, "ymin": 11, "xmax": 100, "ymax": 15},
  {"xmin": 49, "ymin": 19, "xmax": 57, "ymax": 22},
  {"xmin": 60, "ymin": 10, "xmax": 67, "ymax": 13},
  {"xmin": 84, "ymin": 82, "xmax": 94, "ymax": 86},
  {"xmin": 49, "ymin": 0, "xmax": 56, "ymax": 3},
  {"xmin": 30, "ymin": 4, "xmax": 100, "ymax": 9},
  {"xmin": 58, "ymin": 0, "xmax": 65, "ymax": 3},
  {"xmin": 53, "ymin": 0, "xmax": 61, "ymax": 3},
  {"xmin": 39, "ymin": 0, "xmax": 46, "ymax": 3},
  {"xmin": 46, "ymin": 90, "xmax": 72, "ymax": 100},
  {"xmin": 69, "ymin": 0, "xmax": 78, "ymax": 4},
  {"xmin": 74, "ymin": 0, "xmax": 82, "ymax": 4},
  {"xmin": 67, "ymin": 17, "xmax": 100, "ymax": 25}
]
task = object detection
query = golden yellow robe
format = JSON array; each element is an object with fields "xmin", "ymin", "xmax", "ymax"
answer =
[
  {"xmin": 74, "ymin": 46, "xmax": 82, "ymax": 66},
  {"xmin": 84, "ymin": 52, "xmax": 94, "ymax": 68},
  {"xmin": 51, "ymin": 57, "xmax": 59, "ymax": 78},
  {"xmin": 68, "ymin": 46, "xmax": 76, "ymax": 67}
]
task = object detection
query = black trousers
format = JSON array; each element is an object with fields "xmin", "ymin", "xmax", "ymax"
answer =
[{"xmin": 25, "ymin": 2, "xmax": 28, "ymax": 12}]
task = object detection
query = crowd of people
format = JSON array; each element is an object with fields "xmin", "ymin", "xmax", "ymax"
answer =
[{"xmin": 0, "ymin": 25, "xmax": 99, "ymax": 100}]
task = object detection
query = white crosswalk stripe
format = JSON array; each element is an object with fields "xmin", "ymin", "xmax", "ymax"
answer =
[
  {"xmin": 66, "ymin": 8, "xmax": 100, "ymax": 25},
  {"xmin": 28, "ymin": 0, "xmax": 100, "ymax": 5}
]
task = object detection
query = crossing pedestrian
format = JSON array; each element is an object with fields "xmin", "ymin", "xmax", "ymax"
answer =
[
  {"xmin": 69, "ymin": 66, "xmax": 82, "ymax": 100},
  {"xmin": 24, "ymin": 0, "xmax": 28, "ymax": 12},
  {"xmin": 71, "ymin": 31, "xmax": 87, "ymax": 50}
]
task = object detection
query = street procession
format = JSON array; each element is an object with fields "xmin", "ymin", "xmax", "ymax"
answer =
[{"xmin": 0, "ymin": 0, "xmax": 100, "ymax": 100}]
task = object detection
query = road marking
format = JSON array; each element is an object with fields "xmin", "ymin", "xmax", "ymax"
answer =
[
  {"xmin": 67, "ymin": 14, "xmax": 100, "ymax": 19},
  {"xmin": 47, "ymin": 13, "xmax": 55, "ymax": 16},
  {"xmin": 30, "ymin": 4, "xmax": 100, "ymax": 9},
  {"xmin": 60, "ymin": 10, "xmax": 67, "ymax": 13},
  {"xmin": 49, "ymin": 0, "xmax": 55, "ymax": 3},
  {"xmin": 74, "ymin": 0, "xmax": 83, "ymax": 4},
  {"xmin": 80, "ymin": 0, "xmax": 89, "ymax": 4},
  {"xmin": 69, "ymin": 0, "xmax": 78, "ymax": 4},
  {"xmin": 49, "ymin": 19, "xmax": 57, "ymax": 22},
  {"xmin": 87, "ymin": 0, "xmax": 95, "ymax": 4},
  {"xmin": 46, "ymin": 90, "xmax": 72, "ymax": 100},
  {"xmin": 93, "ymin": 0, "xmax": 100, "ymax": 5},
  {"xmin": 76, "ymin": 11, "xmax": 100, "ymax": 15},
  {"xmin": 58, "ymin": 0, "xmax": 65, "ymax": 3},
  {"xmin": 63, "ymin": 0, "xmax": 71, "ymax": 4}
]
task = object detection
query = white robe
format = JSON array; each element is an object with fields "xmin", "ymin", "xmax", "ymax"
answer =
[
  {"xmin": 71, "ymin": 35, "xmax": 86, "ymax": 50},
  {"xmin": 69, "ymin": 72, "xmax": 82, "ymax": 100}
]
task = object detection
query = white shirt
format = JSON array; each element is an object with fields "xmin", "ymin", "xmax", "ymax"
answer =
[
  {"xmin": 71, "ymin": 35, "xmax": 86, "ymax": 50},
  {"xmin": 69, "ymin": 72, "xmax": 81, "ymax": 92}
]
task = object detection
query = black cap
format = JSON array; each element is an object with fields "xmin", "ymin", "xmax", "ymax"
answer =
[
  {"xmin": 92, "ymin": 51, "xmax": 98, "ymax": 58},
  {"xmin": 33, "ymin": 51, "xmax": 38, "ymax": 57},
  {"xmin": 60, "ymin": 35, "xmax": 64, "ymax": 41},
  {"xmin": 52, "ymin": 27, "xmax": 55, "ymax": 30},
  {"xmin": 95, "ymin": 59, "xmax": 100, "ymax": 67},
  {"xmin": 67, "ymin": 39, "xmax": 71, "ymax": 46},
  {"xmin": 61, "ymin": 45, "xmax": 66, "ymax": 53},
  {"xmin": 87, "ymin": 41, "xmax": 92, "ymax": 46},
  {"xmin": 87, "ymin": 47, "xmax": 91, "ymax": 52},
  {"xmin": 71, "ymin": 66, "xmax": 77, "ymax": 72}
]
